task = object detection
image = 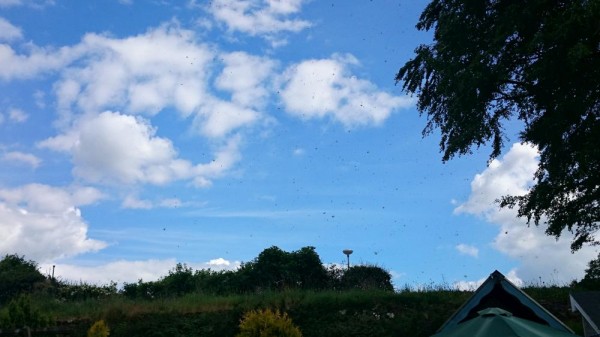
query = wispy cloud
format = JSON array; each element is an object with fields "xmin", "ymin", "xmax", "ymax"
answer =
[
  {"xmin": 0, "ymin": 0, "xmax": 55, "ymax": 8},
  {"xmin": 0, "ymin": 17, "xmax": 23, "ymax": 41},
  {"xmin": 455, "ymin": 244, "xmax": 479, "ymax": 258},
  {"xmin": 2, "ymin": 151, "xmax": 41, "ymax": 168}
]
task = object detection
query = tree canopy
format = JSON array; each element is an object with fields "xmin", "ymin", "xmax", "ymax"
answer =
[
  {"xmin": 396, "ymin": 0, "xmax": 600, "ymax": 251},
  {"xmin": 0, "ymin": 255, "xmax": 46, "ymax": 304},
  {"xmin": 240, "ymin": 246, "xmax": 330, "ymax": 291}
]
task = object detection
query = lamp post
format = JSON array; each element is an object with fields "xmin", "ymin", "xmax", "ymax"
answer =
[{"xmin": 342, "ymin": 249, "xmax": 353, "ymax": 270}]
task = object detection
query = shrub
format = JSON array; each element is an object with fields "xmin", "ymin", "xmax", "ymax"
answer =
[
  {"xmin": 341, "ymin": 265, "xmax": 394, "ymax": 291},
  {"xmin": 236, "ymin": 308, "xmax": 302, "ymax": 337},
  {"xmin": 0, "ymin": 294, "xmax": 50, "ymax": 329},
  {"xmin": 56, "ymin": 280, "xmax": 118, "ymax": 301},
  {"xmin": 0, "ymin": 255, "xmax": 46, "ymax": 303},
  {"xmin": 88, "ymin": 320, "xmax": 110, "ymax": 337}
]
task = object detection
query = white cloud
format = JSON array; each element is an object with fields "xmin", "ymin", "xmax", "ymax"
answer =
[
  {"xmin": 195, "ymin": 99, "xmax": 259, "ymax": 138},
  {"xmin": 159, "ymin": 198, "xmax": 182, "ymax": 208},
  {"xmin": 193, "ymin": 51, "xmax": 275, "ymax": 138},
  {"xmin": 8, "ymin": 108, "xmax": 28, "ymax": 122},
  {"xmin": 2, "ymin": 151, "xmax": 41, "ymax": 168},
  {"xmin": 39, "ymin": 111, "xmax": 242, "ymax": 187},
  {"xmin": 122, "ymin": 194, "xmax": 153, "ymax": 209},
  {"xmin": 122, "ymin": 194, "xmax": 185, "ymax": 209},
  {"xmin": 0, "ymin": 0, "xmax": 54, "ymax": 8},
  {"xmin": 34, "ymin": 90, "xmax": 46, "ymax": 108},
  {"xmin": 216, "ymin": 51, "xmax": 275, "ymax": 108},
  {"xmin": 454, "ymin": 269, "xmax": 524, "ymax": 291},
  {"xmin": 455, "ymin": 243, "xmax": 478, "ymax": 258},
  {"xmin": 53, "ymin": 24, "xmax": 214, "ymax": 122},
  {"xmin": 455, "ymin": 143, "xmax": 597, "ymax": 284},
  {"xmin": 208, "ymin": 0, "xmax": 311, "ymax": 40},
  {"xmin": 280, "ymin": 54, "xmax": 414, "ymax": 126},
  {"xmin": 0, "ymin": 17, "xmax": 23, "ymax": 41},
  {"xmin": 0, "ymin": 43, "xmax": 83, "ymax": 81},
  {"xmin": 41, "ymin": 258, "xmax": 241, "ymax": 285},
  {"xmin": 0, "ymin": 184, "xmax": 106, "ymax": 262},
  {"xmin": 48, "ymin": 24, "xmax": 266, "ymax": 139},
  {"xmin": 293, "ymin": 148, "xmax": 305, "ymax": 156},
  {"xmin": 0, "ymin": 0, "xmax": 22, "ymax": 7},
  {"xmin": 2, "ymin": 22, "xmax": 279, "ymax": 191}
]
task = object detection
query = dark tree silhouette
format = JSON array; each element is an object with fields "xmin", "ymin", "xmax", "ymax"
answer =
[
  {"xmin": 0, "ymin": 255, "xmax": 46, "ymax": 303},
  {"xmin": 397, "ymin": 0, "xmax": 600, "ymax": 251}
]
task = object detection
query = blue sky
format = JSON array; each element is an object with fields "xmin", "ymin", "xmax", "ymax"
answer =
[{"xmin": 0, "ymin": 0, "xmax": 596, "ymax": 288}]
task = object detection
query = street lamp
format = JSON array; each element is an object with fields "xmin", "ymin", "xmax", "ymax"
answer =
[{"xmin": 342, "ymin": 249, "xmax": 353, "ymax": 270}]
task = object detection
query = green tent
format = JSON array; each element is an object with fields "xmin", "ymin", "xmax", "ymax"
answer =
[{"xmin": 431, "ymin": 308, "xmax": 580, "ymax": 337}]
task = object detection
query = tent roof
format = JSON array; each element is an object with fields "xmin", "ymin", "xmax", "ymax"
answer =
[
  {"xmin": 570, "ymin": 291, "xmax": 600, "ymax": 335},
  {"xmin": 437, "ymin": 270, "xmax": 573, "ymax": 333},
  {"xmin": 433, "ymin": 307, "xmax": 579, "ymax": 337}
]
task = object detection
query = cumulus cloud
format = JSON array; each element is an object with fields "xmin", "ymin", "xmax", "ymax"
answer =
[
  {"xmin": 192, "ymin": 51, "xmax": 275, "ymax": 138},
  {"xmin": 39, "ymin": 111, "xmax": 242, "ymax": 187},
  {"xmin": 40, "ymin": 257, "xmax": 241, "ymax": 285},
  {"xmin": 46, "ymin": 25, "xmax": 269, "ymax": 139},
  {"xmin": 279, "ymin": 54, "xmax": 414, "ymax": 126},
  {"xmin": 207, "ymin": 0, "xmax": 311, "ymax": 41},
  {"xmin": 1, "ymin": 151, "xmax": 41, "ymax": 168},
  {"xmin": 455, "ymin": 244, "xmax": 478, "ymax": 258},
  {"xmin": 0, "ymin": 17, "xmax": 22, "ymax": 41},
  {"xmin": 455, "ymin": 143, "xmax": 597, "ymax": 283},
  {"xmin": 0, "ymin": 184, "xmax": 106, "ymax": 262},
  {"xmin": 52, "ymin": 24, "xmax": 214, "ymax": 123},
  {"xmin": 215, "ymin": 51, "xmax": 275, "ymax": 108}
]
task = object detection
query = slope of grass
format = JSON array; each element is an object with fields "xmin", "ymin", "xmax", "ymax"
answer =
[{"xmin": 2, "ymin": 285, "xmax": 581, "ymax": 337}]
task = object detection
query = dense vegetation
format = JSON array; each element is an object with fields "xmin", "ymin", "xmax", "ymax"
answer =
[
  {"xmin": 397, "ymin": 0, "xmax": 600, "ymax": 253},
  {"xmin": 0, "ymin": 249, "xmax": 595, "ymax": 336}
]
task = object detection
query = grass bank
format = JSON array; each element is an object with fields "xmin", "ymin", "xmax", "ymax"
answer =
[{"xmin": 21, "ymin": 286, "xmax": 581, "ymax": 337}]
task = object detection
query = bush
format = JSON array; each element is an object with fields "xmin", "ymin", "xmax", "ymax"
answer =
[
  {"xmin": 236, "ymin": 308, "xmax": 302, "ymax": 337},
  {"xmin": 241, "ymin": 246, "xmax": 329, "ymax": 292},
  {"xmin": 575, "ymin": 253, "xmax": 600, "ymax": 290},
  {"xmin": 55, "ymin": 280, "xmax": 118, "ymax": 301},
  {"xmin": 341, "ymin": 265, "xmax": 394, "ymax": 291},
  {"xmin": 0, "ymin": 255, "xmax": 46, "ymax": 303},
  {"xmin": 0, "ymin": 294, "xmax": 50, "ymax": 329},
  {"xmin": 88, "ymin": 319, "xmax": 110, "ymax": 337},
  {"xmin": 162, "ymin": 263, "xmax": 196, "ymax": 296}
]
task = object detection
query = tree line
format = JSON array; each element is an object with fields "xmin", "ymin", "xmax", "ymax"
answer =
[{"xmin": 0, "ymin": 246, "xmax": 393, "ymax": 305}]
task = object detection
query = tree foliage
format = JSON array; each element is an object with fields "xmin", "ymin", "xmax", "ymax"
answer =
[
  {"xmin": 396, "ymin": 0, "xmax": 600, "ymax": 251},
  {"xmin": 341, "ymin": 265, "xmax": 394, "ymax": 291},
  {"xmin": 240, "ymin": 246, "xmax": 329, "ymax": 291},
  {"xmin": 575, "ymin": 252, "xmax": 600, "ymax": 290},
  {"xmin": 0, "ymin": 255, "xmax": 46, "ymax": 303}
]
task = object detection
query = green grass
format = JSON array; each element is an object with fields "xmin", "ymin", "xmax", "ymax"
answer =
[{"xmin": 10, "ymin": 286, "xmax": 581, "ymax": 337}]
